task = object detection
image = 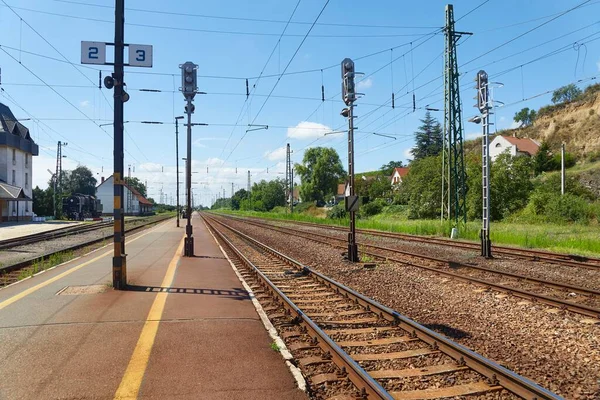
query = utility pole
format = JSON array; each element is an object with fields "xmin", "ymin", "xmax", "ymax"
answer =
[
  {"xmin": 113, "ymin": 0, "xmax": 126, "ymax": 289},
  {"xmin": 55, "ymin": 141, "xmax": 66, "ymax": 218},
  {"xmin": 181, "ymin": 61, "xmax": 198, "ymax": 257},
  {"xmin": 285, "ymin": 143, "xmax": 290, "ymax": 213},
  {"xmin": 341, "ymin": 58, "xmax": 359, "ymax": 262},
  {"xmin": 290, "ymin": 167, "xmax": 294, "ymax": 214},
  {"xmin": 247, "ymin": 170, "xmax": 251, "ymax": 193},
  {"xmin": 175, "ymin": 116, "xmax": 183, "ymax": 227},
  {"xmin": 127, "ymin": 164, "xmax": 131, "ymax": 215},
  {"xmin": 561, "ymin": 142, "xmax": 566, "ymax": 195},
  {"xmin": 441, "ymin": 4, "xmax": 471, "ymax": 232}
]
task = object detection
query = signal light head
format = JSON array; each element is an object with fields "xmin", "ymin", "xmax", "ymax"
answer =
[{"xmin": 180, "ymin": 61, "xmax": 198, "ymax": 99}]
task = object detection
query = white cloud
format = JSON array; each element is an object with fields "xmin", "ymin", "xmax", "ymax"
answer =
[
  {"xmin": 403, "ymin": 148, "xmax": 413, "ymax": 160},
  {"xmin": 287, "ymin": 121, "xmax": 335, "ymax": 139},
  {"xmin": 499, "ymin": 116, "xmax": 506, "ymax": 123},
  {"xmin": 138, "ymin": 162, "xmax": 163, "ymax": 173},
  {"xmin": 465, "ymin": 131, "xmax": 480, "ymax": 140},
  {"xmin": 357, "ymin": 77, "xmax": 373, "ymax": 90},
  {"xmin": 264, "ymin": 146, "xmax": 287, "ymax": 161},
  {"xmin": 205, "ymin": 157, "xmax": 225, "ymax": 166},
  {"xmin": 80, "ymin": 100, "xmax": 90, "ymax": 108}
]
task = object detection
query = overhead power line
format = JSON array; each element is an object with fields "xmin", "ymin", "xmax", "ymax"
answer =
[
  {"xmin": 50, "ymin": 0, "xmax": 439, "ymax": 30},
  {"xmin": 224, "ymin": 0, "xmax": 331, "ymax": 163},
  {"xmin": 2, "ymin": 5, "xmax": 435, "ymax": 38}
]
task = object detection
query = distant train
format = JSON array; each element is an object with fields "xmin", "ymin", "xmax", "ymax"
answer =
[{"xmin": 62, "ymin": 194, "xmax": 103, "ymax": 220}]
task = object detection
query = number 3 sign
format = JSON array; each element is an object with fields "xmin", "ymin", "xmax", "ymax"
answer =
[{"xmin": 128, "ymin": 44, "xmax": 153, "ymax": 67}]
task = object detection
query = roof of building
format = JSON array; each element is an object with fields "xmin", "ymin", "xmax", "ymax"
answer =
[
  {"xmin": 502, "ymin": 136, "xmax": 540, "ymax": 156},
  {"xmin": 0, "ymin": 103, "xmax": 32, "ymax": 141},
  {"xmin": 392, "ymin": 167, "xmax": 410, "ymax": 178},
  {"xmin": 0, "ymin": 181, "xmax": 30, "ymax": 200}
]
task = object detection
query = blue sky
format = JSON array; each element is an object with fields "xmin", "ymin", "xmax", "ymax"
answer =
[{"xmin": 1, "ymin": 0, "xmax": 599, "ymax": 206}]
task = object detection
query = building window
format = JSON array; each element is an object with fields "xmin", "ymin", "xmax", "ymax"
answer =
[
  {"xmin": 12, "ymin": 170, "xmax": 16, "ymax": 185},
  {"xmin": 25, "ymin": 173, "xmax": 28, "ymax": 188},
  {"xmin": 25, "ymin": 201, "xmax": 29, "ymax": 212},
  {"xmin": 495, "ymin": 143, "xmax": 502, "ymax": 148},
  {"xmin": 12, "ymin": 149, "xmax": 16, "ymax": 165},
  {"xmin": 25, "ymin": 154, "xmax": 28, "ymax": 167}
]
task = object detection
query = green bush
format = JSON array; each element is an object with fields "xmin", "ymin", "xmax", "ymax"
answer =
[
  {"xmin": 294, "ymin": 201, "xmax": 314, "ymax": 213},
  {"xmin": 545, "ymin": 193, "xmax": 591, "ymax": 223},
  {"xmin": 360, "ymin": 199, "xmax": 386, "ymax": 217},
  {"xmin": 327, "ymin": 204, "xmax": 347, "ymax": 219}
]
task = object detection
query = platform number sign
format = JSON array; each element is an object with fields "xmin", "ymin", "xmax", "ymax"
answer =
[
  {"xmin": 128, "ymin": 44, "xmax": 152, "ymax": 67},
  {"xmin": 81, "ymin": 41, "xmax": 152, "ymax": 67},
  {"xmin": 81, "ymin": 41, "xmax": 106, "ymax": 65}
]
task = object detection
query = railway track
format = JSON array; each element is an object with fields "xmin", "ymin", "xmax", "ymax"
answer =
[
  {"xmin": 214, "ymin": 214, "xmax": 600, "ymax": 319},
  {"xmin": 0, "ymin": 215, "xmax": 173, "ymax": 287},
  {"xmin": 236, "ymin": 216, "xmax": 600, "ymax": 270},
  {"xmin": 203, "ymin": 214, "xmax": 560, "ymax": 399},
  {"xmin": 0, "ymin": 221, "xmax": 113, "ymax": 250}
]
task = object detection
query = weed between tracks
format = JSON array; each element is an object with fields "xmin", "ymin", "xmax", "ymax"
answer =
[{"xmin": 270, "ymin": 341, "xmax": 280, "ymax": 352}]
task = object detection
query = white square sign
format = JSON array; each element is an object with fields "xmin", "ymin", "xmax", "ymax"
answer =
[
  {"xmin": 81, "ymin": 41, "xmax": 106, "ymax": 65},
  {"xmin": 128, "ymin": 44, "xmax": 153, "ymax": 67}
]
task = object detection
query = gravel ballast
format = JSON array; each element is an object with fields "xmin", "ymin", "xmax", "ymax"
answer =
[{"xmin": 215, "ymin": 214, "xmax": 600, "ymax": 399}]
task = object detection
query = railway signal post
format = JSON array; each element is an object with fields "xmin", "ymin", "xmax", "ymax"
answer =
[
  {"xmin": 472, "ymin": 70, "xmax": 492, "ymax": 258},
  {"xmin": 181, "ymin": 61, "xmax": 198, "ymax": 257},
  {"xmin": 341, "ymin": 58, "xmax": 359, "ymax": 262},
  {"xmin": 81, "ymin": 0, "xmax": 153, "ymax": 289}
]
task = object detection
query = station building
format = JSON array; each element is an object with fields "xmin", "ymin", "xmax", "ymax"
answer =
[
  {"xmin": 96, "ymin": 175, "xmax": 153, "ymax": 216},
  {"xmin": 0, "ymin": 103, "xmax": 38, "ymax": 222}
]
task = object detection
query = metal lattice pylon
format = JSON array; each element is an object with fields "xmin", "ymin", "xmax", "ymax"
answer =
[{"xmin": 442, "ymin": 4, "xmax": 469, "ymax": 226}]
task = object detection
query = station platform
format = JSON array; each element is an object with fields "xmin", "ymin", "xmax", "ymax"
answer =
[{"xmin": 0, "ymin": 215, "xmax": 306, "ymax": 400}]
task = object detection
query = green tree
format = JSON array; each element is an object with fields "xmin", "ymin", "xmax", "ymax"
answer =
[
  {"xmin": 410, "ymin": 111, "xmax": 443, "ymax": 161},
  {"xmin": 551, "ymin": 84, "xmax": 582, "ymax": 104},
  {"xmin": 513, "ymin": 107, "xmax": 537, "ymax": 127},
  {"xmin": 490, "ymin": 152, "xmax": 534, "ymax": 219},
  {"xmin": 251, "ymin": 179, "xmax": 286, "ymax": 211},
  {"xmin": 295, "ymin": 147, "xmax": 345, "ymax": 203},
  {"xmin": 380, "ymin": 161, "xmax": 403, "ymax": 176},
  {"xmin": 63, "ymin": 166, "xmax": 97, "ymax": 195},
  {"xmin": 231, "ymin": 189, "xmax": 248, "ymax": 210},
  {"xmin": 32, "ymin": 186, "xmax": 54, "ymax": 217},
  {"xmin": 124, "ymin": 176, "xmax": 147, "ymax": 197},
  {"xmin": 533, "ymin": 142, "xmax": 557, "ymax": 175},
  {"xmin": 401, "ymin": 155, "xmax": 442, "ymax": 219}
]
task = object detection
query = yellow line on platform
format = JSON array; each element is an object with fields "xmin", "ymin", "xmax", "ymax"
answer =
[
  {"xmin": 0, "ymin": 221, "xmax": 168, "ymax": 312},
  {"xmin": 113, "ymin": 237, "xmax": 184, "ymax": 400}
]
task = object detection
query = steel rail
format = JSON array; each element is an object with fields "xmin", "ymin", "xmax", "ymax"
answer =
[
  {"xmin": 232, "ymin": 214, "xmax": 600, "ymax": 270},
  {"xmin": 0, "ymin": 215, "xmax": 172, "ymax": 277},
  {"xmin": 214, "ymin": 214, "xmax": 600, "ymax": 319},
  {"xmin": 203, "ymin": 214, "xmax": 562, "ymax": 400},
  {"xmin": 220, "ymin": 214, "xmax": 600, "ymax": 297},
  {"xmin": 203, "ymin": 216, "xmax": 392, "ymax": 400},
  {"xmin": 0, "ymin": 221, "xmax": 113, "ymax": 250}
]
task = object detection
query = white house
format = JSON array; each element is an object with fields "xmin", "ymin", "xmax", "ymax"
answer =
[
  {"xmin": 96, "ymin": 175, "xmax": 153, "ymax": 216},
  {"xmin": 489, "ymin": 135, "xmax": 540, "ymax": 161},
  {"xmin": 391, "ymin": 167, "xmax": 410, "ymax": 186},
  {"xmin": 0, "ymin": 103, "xmax": 38, "ymax": 221}
]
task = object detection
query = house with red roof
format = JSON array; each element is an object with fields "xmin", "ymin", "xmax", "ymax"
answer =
[
  {"xmin": 390, "ymin": 167, "xmax": 410, "ymax": 186},
  {"xmin": 489, "ymin": 135, "xmax": 541, "ymax": 161}
]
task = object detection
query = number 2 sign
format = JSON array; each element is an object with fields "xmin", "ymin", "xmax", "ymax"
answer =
[{"xmin": 81, "ymin": 41, "xmax": 106, "ymax": 65}]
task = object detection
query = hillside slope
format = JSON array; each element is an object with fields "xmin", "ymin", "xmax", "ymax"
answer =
[{"xmin": 504, "ymin": 83, "xmax": 600, "ymax": 156}]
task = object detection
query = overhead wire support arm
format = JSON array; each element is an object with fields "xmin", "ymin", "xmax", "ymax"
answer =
[{"xmin": 245, "ymin": 124, "xmax": 268, "ymax": 133}]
